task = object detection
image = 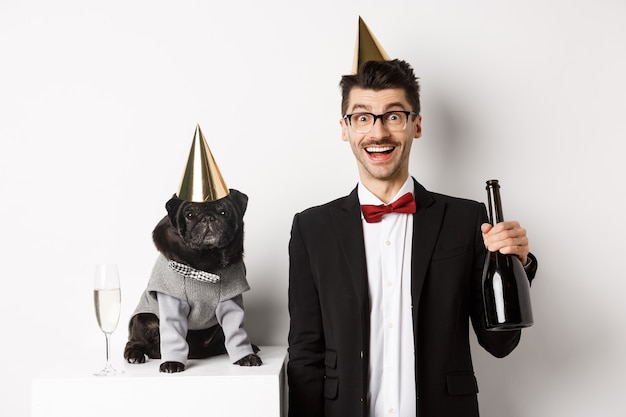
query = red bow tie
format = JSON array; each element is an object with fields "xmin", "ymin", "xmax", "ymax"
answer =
[{"xmin": 361, "ymin": 192, "xmax": 416, "ymax": 223}]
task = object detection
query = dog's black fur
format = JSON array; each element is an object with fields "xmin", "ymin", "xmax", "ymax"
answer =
[{"xmin": 124, "ymin": 189, "xmax": 262, "ymax": 373}]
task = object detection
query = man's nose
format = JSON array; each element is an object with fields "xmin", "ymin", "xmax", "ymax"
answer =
[{"xmin": 370, "ymin": 116, "xmax": 390, "ymax": 135}]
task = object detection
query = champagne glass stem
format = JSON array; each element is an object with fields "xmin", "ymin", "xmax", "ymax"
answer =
[
  {"xmin": 104, "ymin": 332, "xmax": 112, "ymax": 369},
  {"xmin": 95, "ymin": 331, "xmax": 117, "ymax": 376}
]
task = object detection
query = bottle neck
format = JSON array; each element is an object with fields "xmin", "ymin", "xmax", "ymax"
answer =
[{"xmin": 486, "ymin": 180, "xmax": 504, "ymax": 225}]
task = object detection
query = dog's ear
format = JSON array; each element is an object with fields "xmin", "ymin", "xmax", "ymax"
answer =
[
  {"xmin": 228, "ymin": 189, "xmax": 248, "ymax": 216},
  {"xmin": 165, "ymin": 194, "xmax": 184, "ymax": 229}
]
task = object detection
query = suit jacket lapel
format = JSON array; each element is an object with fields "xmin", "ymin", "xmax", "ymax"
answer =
[
  {"xmin": 329, "ymin": 181, "xmax": 445, "ymax": 349},
  {"xmin": 330, "ymin": 181, "xmax": 445, "ymax": 311},
  {"xmin": 331, "ymin": 187, "xmax": 370, "ymax": 315},
  {"xmin": 411, "ymin": 179, "xmax": 445, "ymax": 310}
]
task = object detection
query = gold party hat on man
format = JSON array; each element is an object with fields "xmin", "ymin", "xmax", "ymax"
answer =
[
  {"xmin": 177, "ymin": 124, "xmax": 229, "ymax": 202},
  {"xmin": 352, "ymin": 16, "xmax": 390, "ymax": 74}
]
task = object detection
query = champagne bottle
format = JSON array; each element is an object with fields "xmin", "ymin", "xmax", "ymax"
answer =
[{"xmin": 482, "ymin": 179, "xmax": 533, "ymax": 330}]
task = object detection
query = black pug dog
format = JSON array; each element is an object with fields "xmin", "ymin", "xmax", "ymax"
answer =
[{"xmin": 124, "ymin": 189, "xmax": 262, "ymax": 373}]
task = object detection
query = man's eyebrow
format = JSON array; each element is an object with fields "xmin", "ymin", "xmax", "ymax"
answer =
[
  {"xmin": 383, "ymin": 102, "xmax": 408, "ymax": 111},
  {"xmin": 350, "ymin": 103, "xmax": 371, "ymax": 112},
  {"xmin": 349, "ymin": 102, "xmax": 407, "ymax": 113}
]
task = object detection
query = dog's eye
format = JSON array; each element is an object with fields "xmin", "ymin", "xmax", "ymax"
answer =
[
  {"xmin": 186, "ymin": 212, "xmax": 194, "ymax": 219},
  {"xmin": 220, "ymin": 210, "xmax": 229, "ymax": 217}
]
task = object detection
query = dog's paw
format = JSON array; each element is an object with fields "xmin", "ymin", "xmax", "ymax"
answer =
[
  {"xmin": 235, "ymin": 354, "xmax": 262, "ymax": 367},
  {"xmin": 159, "ymin": 361, "xmax": 185, "ymax": 373},
  {"xmin": 124, "ymin": 349, "xmax": 147, "ymax": 364}
]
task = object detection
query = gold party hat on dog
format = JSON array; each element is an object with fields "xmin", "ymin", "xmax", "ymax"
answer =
[
  {"xmin": 352, "ymin": 16, "xmax": 390, "ymax": 74},
  {"xmin": 177, "ymin": 124, "xmax": 229, "ymax": 202}
]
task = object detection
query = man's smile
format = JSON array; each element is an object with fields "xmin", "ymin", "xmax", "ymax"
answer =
[
  {"xmin": 364, "ymin": 144, "xmax": 396, "ymax": 161},
  {"xmin": 365, "ymin": 145, "xmax": 395, "ymax": 154}
]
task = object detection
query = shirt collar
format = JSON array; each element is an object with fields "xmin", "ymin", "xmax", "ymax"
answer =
[{"xmin": 357, "ymin": 176, "xmax": 415, "ymax": 206}]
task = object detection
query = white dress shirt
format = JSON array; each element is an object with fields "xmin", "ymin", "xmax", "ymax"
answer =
[{"xmin": 359, "ymin": 178, "xmax": 417, "ymax": 417}]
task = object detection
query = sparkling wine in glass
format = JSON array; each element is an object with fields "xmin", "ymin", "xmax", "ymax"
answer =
[{"xmin": 94, "ymin": 264, "xmax": 122, "ymax": 376}]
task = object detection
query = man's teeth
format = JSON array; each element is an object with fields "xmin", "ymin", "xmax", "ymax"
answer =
[{"xmin": 366, "ymin": 146, "xmax": 393, "ymax": 153}]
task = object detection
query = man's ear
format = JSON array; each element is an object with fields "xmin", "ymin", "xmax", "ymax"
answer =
[
  {"xmin": 340, "ymin": 118, "xmax": 350, "ymax": 142},
  {"xmin": 413, "ymin": 114, "xmax": 423, "ymax": 139}
]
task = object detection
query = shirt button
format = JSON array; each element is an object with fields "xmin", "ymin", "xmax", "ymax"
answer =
[
  {"xmin": 387, "ymin": 323, "xmax": 393, "ymax": 328},
  {"xmin": 388, "ymin": 407, "xmax": 395, "ymax": 414},
  {"xmin": 385, "ymin": 240, "xmax": 391, "ymax": 246},
  {"xmin": 385, "ymin": 280, "xmax": 393, "ymax": 287}
]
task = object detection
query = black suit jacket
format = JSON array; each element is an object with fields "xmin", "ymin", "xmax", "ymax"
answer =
[{"xmin": 287, "ymin": 179, "xmax": 536, "ymax": 417}]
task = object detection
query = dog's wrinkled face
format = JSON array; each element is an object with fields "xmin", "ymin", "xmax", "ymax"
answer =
[{"xmin": 165, "ymin": 189, "xmax": 248, "ymax": 250}]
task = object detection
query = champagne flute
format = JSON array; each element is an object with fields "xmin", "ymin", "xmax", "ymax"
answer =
[{"xmin": 93, "ymin": 264, "xmax": 122, "ymax": 376}]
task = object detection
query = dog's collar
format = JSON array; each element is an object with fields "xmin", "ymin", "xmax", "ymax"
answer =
[{"xmin": 168, "ymin": 260, "xmax": 220, "ymax": 283}]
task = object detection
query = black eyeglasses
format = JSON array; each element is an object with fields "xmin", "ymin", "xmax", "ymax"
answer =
[{"xmin": 343, "ymin": 111, "xmax": 417, "ymax": 134}]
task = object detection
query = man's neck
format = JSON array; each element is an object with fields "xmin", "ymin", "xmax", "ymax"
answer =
[{"xmin": 360, "ymin": 175, "xmax": 411, "ymax": 204}]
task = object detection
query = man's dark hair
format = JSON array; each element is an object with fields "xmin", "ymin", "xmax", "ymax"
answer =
[{"xmin": 340, "ymin": 59, "xmax": 421, "ymax": 116}]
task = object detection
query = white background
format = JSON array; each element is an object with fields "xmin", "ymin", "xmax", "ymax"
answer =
[{"xmin": 1, "ymin": 1, "xmax": 625, "ymax": 416}]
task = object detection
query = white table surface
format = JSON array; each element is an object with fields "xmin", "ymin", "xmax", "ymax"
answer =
[{"xmin": 32, "ymin": 345, "xmax": 288, "ymax": 417}]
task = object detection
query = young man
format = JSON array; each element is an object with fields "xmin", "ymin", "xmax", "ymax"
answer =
[{"xmin": 287, "ymin": 59, "xmax": 537, "ymax": 417}]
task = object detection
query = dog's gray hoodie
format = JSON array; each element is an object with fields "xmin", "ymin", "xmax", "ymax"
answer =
[{"xmin": 133, "ymin": 254, "xmax": 254, "ymax": 364}]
